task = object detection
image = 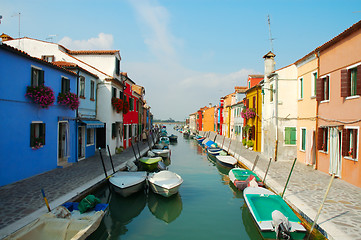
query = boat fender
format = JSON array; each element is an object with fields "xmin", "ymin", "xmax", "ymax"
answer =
[{"xmin": 272, "ymin": 210, "xmax": 291, "ymax": 240}]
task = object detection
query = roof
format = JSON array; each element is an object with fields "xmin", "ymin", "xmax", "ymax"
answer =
[
  {"xmin": 0, "ymin": 43, "xmax": 77, "ymax": 76},
  {"xmin": 68, "ymin": 50, "xmax": 120, "ymax": 56},
  {"xmin": 316, "ymin": 19, "xmax": 361, "ymax": 52},
  {"xmin": 248, "ymin": 74, "xmax": 264, "ymax": 78},
  {"xmin": 53, "ymin": 61, "xmax": 99, "ymax": 79},
  {"xmin": 235, "ymin": 86, "xmax": 248, "ymax": 93},
  {"xmin": 263, "ymin": 51, "xmax": 276, "ymax": 59}
]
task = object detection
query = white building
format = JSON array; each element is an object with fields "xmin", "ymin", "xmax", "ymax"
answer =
[
  {"xmin": 189, "ymin": 112, "xmax": 197, "ymax": 133},
  {"xmin": 262, "ymin": 51, "xmax": 298, "ymax": 161}
]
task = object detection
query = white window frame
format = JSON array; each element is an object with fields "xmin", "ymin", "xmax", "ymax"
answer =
[
  {"xmin": 298, "ymin": 77, "xmax": 304, "ymax": 100},
  {"xmin": 344, "ymin": 126, "xmax": 359, "ymax": 162},
  {"xmin": 86, "ymin": 128, "xmax": 94, "ymax": 146},
  {"xmin": 311, "ymin": 71, "xmax": 317, "ymax": 98},
  {"xmin": 79, "ymin": 76, "xmax": 85, "ymax": 98},
  {"xmin": 320, "ymin": 74, "xmax": 330, "ymax": 103}
]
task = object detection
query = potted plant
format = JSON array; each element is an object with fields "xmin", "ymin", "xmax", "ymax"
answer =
[
  {"xmin": 242, "ymin": 138, "xmax": 247, "ymax": 146},
  {"xmin": 57, "ymin": 92, "xmax": 79, "ymax": 110},
  {"xmin": 32, "ymin": 137, "xmax": 45, "ymax": 149},
  {"xmin": 25, "ymin": 85, "xmax": 55, "ymax": 109},
  {"xmin": 247, "ymin": 140, "xmax": 254, "ymax": 150}
]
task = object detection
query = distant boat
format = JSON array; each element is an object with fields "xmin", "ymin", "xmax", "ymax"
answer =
[
  {"xmin": 207, "ymin": 147, "xmax": 227, "ymax": 161},
  {"xmin": 168, "ymin": 134, "xmax": 178, "ymax": 142},
  {"xmin": 147, "ymin": 170, "xmax": 183, "ymax": 197},
  {"xmin": 243, "ymin": 187, "xmax": 307, "ymax": 240},
  {"xmin": 4, "ymin": 198, "xmax": 108, "ymax": 240},
  {"xmin": 159, "ymin": 137, "xmax": 170, "ymax": 146},
  {"xmin": 228, "ymin": 168, "xmax": 264, "ymax": 191},
  {"xmin": 139, "ymin": 156, "xmax": 163, "ymax": 171},
  {"xmin": 149, "ymin": 149, "xmax": 170, "ymax": 158},
  {"xmin": 109, "ymin": 171, "xmax": 147, "ymax": 197},
  {"xmin": 215, "ymin": 155, "xmax": 238, "ymax": 168}
]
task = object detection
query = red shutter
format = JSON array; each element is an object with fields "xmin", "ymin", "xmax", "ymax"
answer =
[
  {"xmin": 341, "ymin": 128, "xmax": 349, "ymax": 156},
  {"xmin": 246, "ymin": 99, "xmax": 249, "ymax": 108},
  {"xmin": 317, "ymin": 128, "xmax": 323, "ymax": 150},
  {"xmin": 316, "ymin": 78, "xmax": 324, "ymax": 101},
  {"xmin": 340, "ymin": 69, "xmax": 349, "ymax": 97},
  {"xmin": 357, "ymin": 65, "xmax": 361, "ymax": 95},
  {"xmin": 251, "ymin": 126, "xmax": 255, "ymax": 140},
  {"xmin": 353, "ymin": 129, "xmax": 358, "ymax": 157}
]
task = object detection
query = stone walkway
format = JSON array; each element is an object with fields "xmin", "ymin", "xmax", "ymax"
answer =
[
  {"xmin": 202, "ymin": 131, "xmax": 361, "ymax": 240},
  {"xmin": 0, "ymin": 139, "xmax": 153, "ymax": 239}
]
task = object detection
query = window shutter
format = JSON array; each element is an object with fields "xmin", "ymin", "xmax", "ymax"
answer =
[
  {"xmin": 341, "ymin": 128, "xmax": 349, "ymax": 156},
  {"xmin": 317, "ymin": 128, "xmax": 324, "ymax": 150},
  {"xmin": 253, "ymin": 96, "xmax": 256, "ymax": 108},
  {"xmin": 340, "ymin": 69, "xmax": 349, "ymax": 97},
  {"xmin": 323, "ymin": 129, "xmax": 328, "ymax": 151},
  {"xmin": 39, "ymin": 70, "xmax": 44, "ymax": 85},
  {"xmin": 41, "ymin": 123, "xmax": 46, "ymax": 145},
  {"xmin": 316, "ymin": 78, "xmax": 323, "ymax": 101},
  {"xmin": 284, "ymin": 128, "xmax": 290, "ymax": 144},
  {"xmin": 357, "ymin": 65, "xmax": 361, "ymax": 95},
  {"xmin": 31, "ymin": 68, "xmax": 35, "ymax": 86},
  {"xmin": 112, "ymin": 123, "xmax": 116, "ymax": 138},
  {"xmin": 290, "ymin": 128, "xmax": 297, "ymax": 145},
  {"xmin": 325, "ymin": 76, "xmax": 330, "ymax": 100},
  {"xmin": 30, "ymin": 123, "xmax": 35, "ymax": 147},
  {"xmin": 251, "ymin": 125, "xmax": 255, "ymax": 140},
  {"xmin": 353, "ymin": 129, "xmax": 358, "ymax": 157}
]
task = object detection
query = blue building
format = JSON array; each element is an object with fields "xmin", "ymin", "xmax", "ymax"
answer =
[{"xmin": 0, "ymin": 43, "xmax": 78, "ymax": 186}]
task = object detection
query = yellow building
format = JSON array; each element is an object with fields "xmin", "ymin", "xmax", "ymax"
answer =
[
  {"xmin": 244, "ymin": 83, "xmax": 262, "ymax": 152},
  {"xmin": 295, "ymin": 53, "xmax": 318, "ymax": 165},
  {"xmin": 222, "ymin": 93, "xmax": 234, "ymax": 138},
  {"xmin": 203, "ymin": 106, "xmax": 215, "ymax": 132}
]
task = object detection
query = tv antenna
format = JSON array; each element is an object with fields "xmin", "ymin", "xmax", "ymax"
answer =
[
  {"xmin": 267, "ymin": 14, "xmax": 275, "ymax": 52},
  {"xmin": 0, "ymin": 15, "xmax": 2, "ymax": 24},
  {"xmin": 46, "ymin": 34, "xmax": 57, "ymax": 43}
]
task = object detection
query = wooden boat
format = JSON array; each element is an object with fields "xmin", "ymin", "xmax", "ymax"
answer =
[
  {"xmin": 215, "ymin": 155, "xmax": 238, "ymax": 168},
  {"xmin": 4, "ymin": 199, "xmax": 108, "ymax": 240},
  {"xmin": 168, "ymin": 134, "xmax": 178, "ymax": 142},
  {"xmin": 109, "ymin": 171, "xmax": 147, "ymax": 197},
  {"xmin": 207, "ymin": 148, "xmax": 227, "ymax": 161},
  {"xmin": 228, "ymin": 168, "xmax": 264, "ymax": 191},
  {"xmin": 159, "ymin": 137, "xmax": 170, "ymax": 146},
  {"xmin": 196, "ymin": 136, "xmax": 205, "ymax": 144},
  {"xmin": 139, "ymin": 156, "xmax": 162, "ymax": 171},
  {"xmin": 243, "ymin": 187, "xmax": 307, "ymax": 240},
  {"xmin": 147, "ymin": 170, "xmax": 183, "ymax": 197},
  {"xmin": 203, "ymin": 140, "xmax": 217, "ymax": 149}
]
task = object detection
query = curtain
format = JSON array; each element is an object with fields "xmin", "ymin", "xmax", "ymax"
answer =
[{"xmin": 329, "ymin": 127, "xmax": 341, "ymax": 177}]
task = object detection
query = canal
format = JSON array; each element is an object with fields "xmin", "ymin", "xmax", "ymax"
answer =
[{"xmin": 88, "ymin": 126, "xmax": 263, "ymax": 240}]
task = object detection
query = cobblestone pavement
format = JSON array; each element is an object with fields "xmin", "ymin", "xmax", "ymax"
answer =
[
  {"xmin": 205, "ymin": 131, "xmax": 361, "ymax": 240},
  {"xmin": 0, "ymin": 140, "xmax": 152, "ymax": 238}
]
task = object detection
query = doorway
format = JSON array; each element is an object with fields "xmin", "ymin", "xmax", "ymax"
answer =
[{"xmin": 78, "ymin": 126, "xmax": 85, "ymax": 160}]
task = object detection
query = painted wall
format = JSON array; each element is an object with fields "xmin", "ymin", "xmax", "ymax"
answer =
[
  {"xmin": 0, "ymin": 45, "xmax": 77, "ymax": 186},
  {"xmin": 245, "ymin": 86, "xmax": 262, "ymax": 152},
  {"xmin": 296, "ymin": 56, "xmax": 318, "ymax": 165},
  {"xmin": 203, "ymin": 107, "xmax": 215, "ymax": 131},
  {"xmin": 318, "ymin": 28, "xmax": 361, "ymax": 187}
]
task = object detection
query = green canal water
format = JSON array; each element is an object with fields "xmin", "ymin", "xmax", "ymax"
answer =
[{"xmin": 88, "ymin": 127, "xmax": 263, "ymax": 240}]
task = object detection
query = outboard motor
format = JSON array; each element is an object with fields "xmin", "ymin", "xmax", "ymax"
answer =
[{"xmin": 272, "ymin": 210, "xmax": 292, "ymax": 239}]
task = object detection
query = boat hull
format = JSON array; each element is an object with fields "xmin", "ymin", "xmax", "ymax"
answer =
[
  {"xmin": 109, "ymin": 171, "xmax": 147, "ymax": 197},
  {"xmin": 229, "ymin": 168, "xmax": 263, "ymax": 191},
  {"xmin": 149, "ymin": 182, "xmax": 181, "ymax": 197},
  {"xmin": 216, "ymin": 155, "xmax": 237, "ymax": 168},
  {"xmin": 148, "ymin": 171, "xmax": 183, "ymax": 197}
]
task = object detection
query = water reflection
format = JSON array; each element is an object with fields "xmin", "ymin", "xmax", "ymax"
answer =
[
  {"xmin": 148, "ymin": 191, "xmax": 183, "ymax": 223},
  {"xmin": 241, "ymin": 205, "xmax": 263, "ymax": 240}
]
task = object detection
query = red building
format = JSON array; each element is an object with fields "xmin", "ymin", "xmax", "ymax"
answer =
[{"xmin": 121, "ymin": 72, "xmax": 139, "ymax": 149}]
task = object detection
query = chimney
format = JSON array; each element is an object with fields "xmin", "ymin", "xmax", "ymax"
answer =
[
  {"xmin": 209, "ymin": 103, "xmax": 212, "ymax": 108},
  {"xmin": 263, "ymin": 51, "xmax": 276, "ymax": 82}
]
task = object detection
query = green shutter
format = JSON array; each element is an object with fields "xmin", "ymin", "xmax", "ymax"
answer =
[
  {"xmin": 41, "ymin": 123, "xmax": 46, "ymax": 145},
  {"xmin": 302, "ymin": 129, "xmax": 306, "ymax": 150},
  {"xmin": 39, "ymin": 70, "xmax": 44, "ymax": 85},
  {"xmin": 30, "ymin": 123, "xmax": 35, "ymax": 147},
  {"xmin": 290, "ymin": 127, "xmax": 296, "ymax": 145},
  {"xmin": 285, "ymin": 127, "xmax": 296, "ymax": 145}
]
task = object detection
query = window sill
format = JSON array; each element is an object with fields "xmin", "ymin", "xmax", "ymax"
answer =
[
  {"xmin": 310, "ymin": 96, "xmax": 316, "ymax": 99},
  {"xmin": 318, "ymin": 150, "xmax": 328, "ymax": 154},
  {"xmin": 298, "ymin": 98, "xmax": 303, "ymax": 101},
  {"xmin": 345, "ymin": 95, "xmax": 360, "ymax": 100},
  {"xmin": 299, "ymin": 149, "xmax": 306, "ymax": 152},
  {"xmin": 320, "ymin": 100, "xmax": 330, "ymax": 103},
  {"xmin": 86, "ymin": 143, "xmax": 94, "ymax": 147},
  {"xmin": 79, "ymin": 96, "xmax": 85, "ymax": 99},
  {"xmin": 344, "ymin": 156, "xmax": 358, "ymax": 162},
  {"xmin": 90, "ymin": 98, "xmax": 95, "ymax": 102}
]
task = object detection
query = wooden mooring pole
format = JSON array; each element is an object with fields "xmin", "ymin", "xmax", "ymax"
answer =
[
  {"xmin": 263, "ymin": 158, "xmax": 272, "ymax": 183},
  {"xmin": 281, "ymin": 158, "xmax": 297, "ymax": 198},
  {"xmin": 107, "ymin": 145, "xmax": 116, "ymax": 174},
  {"xmin": 251, "ymin": 155, "xmax": 259, "ymax": 171},
  {"xmin": 98, "ymin": 148, "xmax": 108, "ymax": 179}
]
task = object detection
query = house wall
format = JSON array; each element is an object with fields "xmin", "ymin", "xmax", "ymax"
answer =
[
  {"xmin": 203, "ymin": 107, "xmax": 215, "ymax": 131},
  {"xmin": 296, "ymin": 56, "xmax": 318, "ymax": 165},
  {"xmin": 72, "ymin": 54, "xmax": 120, "ymax": 78},
  {"xmin": 245, "ymin": 87, "xmax": 262, "ymax": 152},
  {"xmin": 0, "ymin": 46, "xmax": 77, "ymax": 186},
  {"xmin": 318, "ymin": 29, "xmax": 361, "ymax": 187}
]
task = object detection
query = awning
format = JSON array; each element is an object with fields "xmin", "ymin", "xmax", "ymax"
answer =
[{"xmin": 81, "ymin": 120, "xmax": 105, "ymax": 128}]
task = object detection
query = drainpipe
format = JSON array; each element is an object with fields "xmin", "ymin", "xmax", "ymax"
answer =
[
  {"xmin": 315, "ymin": 51, "xmax": 320, "ymax": 170},
  {"xmin": 75, "ymin": 68, "xmax": 80, "ymax": 162},
  {"xmin": 275, "ymin": 73, "xmax": 278, "ymax": 161}
]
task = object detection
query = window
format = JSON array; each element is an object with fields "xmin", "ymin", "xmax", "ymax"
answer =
[
  {"xmin": 248, "ymin": 81, "xmax": 251, "ymax": 88},
  {"xmin": 115, "ymin": 58, "xmax": 120, "ymax": 75},
  {"xmin": 300, "ymin": 128, "xmax": 306, "ymax": 151},
  {"xmin": 316, "ymin": 76, "xmax": 329, "ymax": 101},
  {"xmin": 119, "ymin": 90, "xmax": 123, "ymax": 100},
  {"xmin": 270, "ymin": 84, "xmax": 274, "ymax": 102},
  {"xmin": 61, "ymin": 77, "xmax": 70, "ymax": 94},
  {"xmin": 342, "ymin": 128, "xmax": 358, "ymax": 160},
  {"xmin": 317, "ymin": 127, "xmax": 328, "ymax": 152},
  {"xmin": 130, "ymin": 98, "xmax": 134, "ymax": 111},
  {"xmin": 284, "ymin": 127, "xmax": 296, "ymax": 145},
  {"xmin": 79, "ymin": 76, "xmax": 85, "ymax": 98},
  {"xmin": 90, "ymin": 80, "xmax": 95, "ymax": 100},
  {"xmin": 341, "ymin": 66, "xmax": 361, "ymax": 98},
  {"xmin": 87, "ymin": 128, "xmax": 94, "ymax": 145},
  {"xmin": 31, "ymin": 67, "xmax": 44, "ymax": 87},
  {"xmin": 299, "ymin": 77, "xmax": 303, "ymax": 99},
  {"xmin": 311, "ymin": 71, "xmax": 317, "ymax": 97},
  {"xmin": 129, "ymin": 124, "xmax": 132, "ymax": 138},
  {"xmin": 30, "ymin": 122, "xmax": 45, "ymax": 148},
  {"xmin": 112, "ymin": 87, "xmax": 117, "ymax": 98},
  {"xmin": 112, "ymin": 123, "xmax": 117, "ymax": 138},
  {"xmin": 41, "ymin": 55, "xmax": 54, "ymax": 62}
]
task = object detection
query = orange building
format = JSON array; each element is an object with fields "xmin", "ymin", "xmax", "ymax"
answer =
[
  {"xmin": 316, "ymin": 20, "xmax": 361, "ymax": 187},
  {"xmin": 203, "ymin": 105, "xmax": 215, "ymax": 132}
]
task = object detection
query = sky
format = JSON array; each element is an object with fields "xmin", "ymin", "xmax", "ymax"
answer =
[{"xmin": 1, "ymin": 0, "xmax": 361, "ymax": 121}]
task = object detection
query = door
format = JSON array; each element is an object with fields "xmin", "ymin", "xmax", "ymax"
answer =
[
  {"xmin": 58, "ymin": 122, "xmax": 69, "ymax": 164},
  {"xmin": 96, "ymin": 123, "xmax": 106, "ymax": 149},
  {"xmin": 329, "ymin": 127, "xmax": 341, "ymax": 177},
  {"xmin": 78, "ymin": 126, "xmax": 85, "ymax": 160}
]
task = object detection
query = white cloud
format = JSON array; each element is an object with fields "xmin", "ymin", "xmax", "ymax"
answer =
[{"xmin": 58, "ymin": 33, "xmax": 114, "ymax": 50}]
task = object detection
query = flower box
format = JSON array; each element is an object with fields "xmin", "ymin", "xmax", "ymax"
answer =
[
  {"xmin": 25, "ymin": 85, "xmax": 55, "ymax": 109},
  {"xmin": 57, "ymin": 92, "xmax": 79, "ymax": 110}
]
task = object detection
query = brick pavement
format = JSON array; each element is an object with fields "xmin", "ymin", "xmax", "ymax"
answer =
[
  {"xmin": 203, "ymin": 131, "xmax": 361, "ymax": 240},
  {"xmin": 0, "ymin": 140, "xmax": 153, "ymax": 239}
]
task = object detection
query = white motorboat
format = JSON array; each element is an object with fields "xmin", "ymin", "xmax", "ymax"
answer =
[
  {"xmin": 109, "ymin": 171, "xmax": 147, "ymax": 197},
  {"xmin": 215, "ymin": 155, "xmax": 238, "ymax": 168},
  {"xmin": 150, "ymin": 149, "xmax": 170, "ymax": 158},
  {"xmin": 147, "ymin": 170, "xmax": 183, "ymax": 197}
]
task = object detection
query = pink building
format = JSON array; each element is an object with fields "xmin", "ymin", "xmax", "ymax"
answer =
[{"xmin": 316, "ymin": 20, "xmax": 361, "ymax": 187}]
